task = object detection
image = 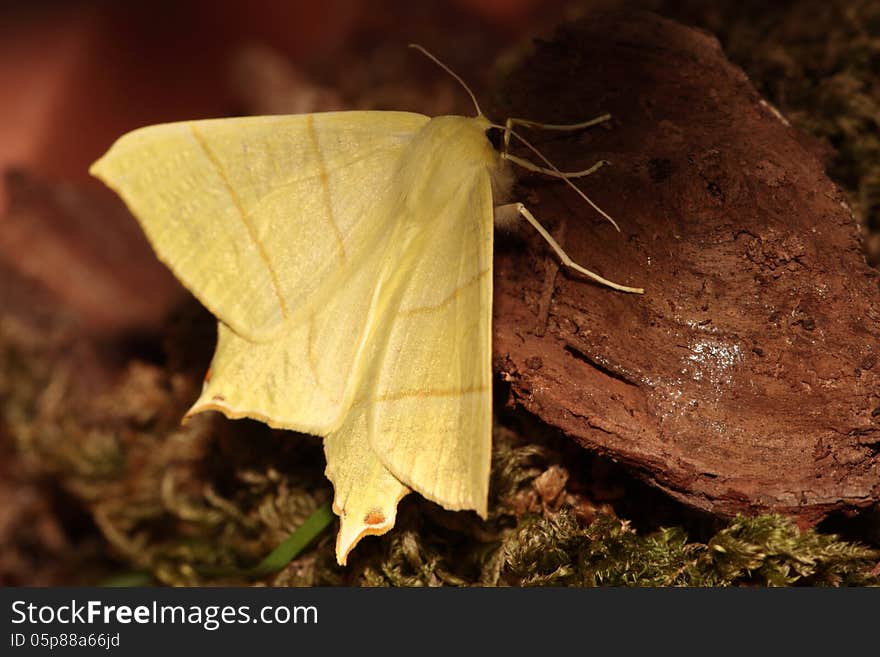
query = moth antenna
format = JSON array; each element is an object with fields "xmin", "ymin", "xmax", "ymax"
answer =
[
  {"xmin": 408, "ymin": 43, "xmax": 483, "ymax": 117},
  {"xmin": 505, "ymin": 129, "xmax": 621, "ymax": 232}
]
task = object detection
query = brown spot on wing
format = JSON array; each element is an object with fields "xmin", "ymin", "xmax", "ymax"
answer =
[
  {"xmin": 211, "ymin": 394, "xmax": 226, "ymax": 402},
  {"xmin": 364, "ymin": 510, "xmax": 385, "ymax": 526}
]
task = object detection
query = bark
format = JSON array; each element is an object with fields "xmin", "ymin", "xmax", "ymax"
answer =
[{"xmin": 492, "ymin": 12, "xmax": 880, "ymax": 523}]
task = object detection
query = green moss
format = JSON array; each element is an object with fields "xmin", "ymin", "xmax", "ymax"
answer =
[{"xmin": 485, "ymin": 511, "xmax": 879, "ymax": 587}]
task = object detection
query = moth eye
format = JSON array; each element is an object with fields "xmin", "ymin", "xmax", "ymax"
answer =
[{"xmin": 485, "ymin": 127, "xmax": 503, "ymax": 151}]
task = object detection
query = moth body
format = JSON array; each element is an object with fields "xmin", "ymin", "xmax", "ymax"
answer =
[
  {"xmin": 391, "ymin": 114, "xmax": 511, "ymax": 214},
  {"xmin": 91, "ymin": 109, "xmax": 498, "ymax": 564}
]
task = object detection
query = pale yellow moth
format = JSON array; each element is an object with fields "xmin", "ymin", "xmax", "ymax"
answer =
[{"xmin": 90, "ymin": 46, "xmax": 642, "ymax": 566}]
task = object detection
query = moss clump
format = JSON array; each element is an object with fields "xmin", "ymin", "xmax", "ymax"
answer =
[{"xmin": 493, "ymin": 511, "xmax": 878, "ymax": 587}]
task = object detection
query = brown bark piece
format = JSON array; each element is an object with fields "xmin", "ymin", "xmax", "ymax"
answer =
[{"xmin": 492, "ymin": 12, "xmax": 880, "ymax": 523}]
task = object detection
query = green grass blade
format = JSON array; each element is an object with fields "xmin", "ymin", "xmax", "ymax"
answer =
[{"xmin": 246, "ymin": 501, "xmax": 335, "ymax": 577}]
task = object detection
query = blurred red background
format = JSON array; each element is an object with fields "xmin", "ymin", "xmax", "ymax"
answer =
[{"xmin": 0, "ymin": 0, "xmax": 564, "ymax": 210}]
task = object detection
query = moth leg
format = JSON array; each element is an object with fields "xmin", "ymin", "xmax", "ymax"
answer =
[
  {"xmin": 503, "ymin": 113, "xmax": 611, "ymax": 150},
  {"xmin": 534, "ymin": 218, "xmax": 564, "ymax": 337},
  {"xmin": 502, "ymin": 153, "xmax": 609, "ymax": 179},
  {"xmin": 500, "ymin": 122, "xmax": 620, "ymax": 231},
  {"xmin": 495, "ymin": 202, "xmax": 644, "ymax": 294}
]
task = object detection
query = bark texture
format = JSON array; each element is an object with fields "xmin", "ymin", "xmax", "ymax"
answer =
[{"xmin": 491, "ymin": 12, "xmax": 880, "ymax": 523}]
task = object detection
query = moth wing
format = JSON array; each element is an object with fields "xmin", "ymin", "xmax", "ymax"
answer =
[
  {"xmin": 90, "ymin": 111, "xmax": 430, "ymax": 341},
  {"xmin": 369, "ymin": 169, "xmax": 494, "ymax": 516},
  {"xmin": 323, "ymin": 401, "xmax": 410, "ymax": 565},
  {"xmin": 187, "ymin": 177, "xmax": 397, "ymax": 436},
  {"xmin": 188, "ymin": 212, "xmax": 393, "ymax": 434},
  {"xmin": 326, "ymin": 166, "xmax": 494, "ymax": 562}
]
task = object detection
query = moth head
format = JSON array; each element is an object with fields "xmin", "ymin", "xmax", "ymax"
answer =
[
  {"xmin": 485, "ymin": 126, "xmax": 504, "ymax": 151},
  {"xmin": 407, "ymin": 44, "xmax": 622, "ymax": 234}
]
